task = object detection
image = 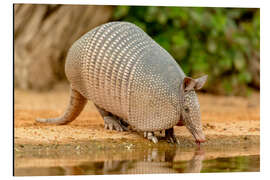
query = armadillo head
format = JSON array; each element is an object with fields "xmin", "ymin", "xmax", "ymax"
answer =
[{"xmin": 178, "ymin": 75, "xmax": 208, "ymax": 145}]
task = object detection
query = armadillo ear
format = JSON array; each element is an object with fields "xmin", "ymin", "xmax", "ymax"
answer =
[
  {"xmin": 194, "ymin": 75, "xmax": 208, "ymax": 90},
  {"xmin": 182, "ymin": 77, "xmax": 196, "ymax": 92}
]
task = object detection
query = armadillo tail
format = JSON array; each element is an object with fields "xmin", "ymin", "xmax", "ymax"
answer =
[{"xmin": 36, "ymin": 88, "xmax": 87, "ymax": 125}]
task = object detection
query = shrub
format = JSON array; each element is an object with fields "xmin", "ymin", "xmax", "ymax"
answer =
[{"xmin": 112, "ymin": 6, "xmax": 260, "ymax": 95}]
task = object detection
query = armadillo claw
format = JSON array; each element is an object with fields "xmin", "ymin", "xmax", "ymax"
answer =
[
  {"xmin": 104, "ymin": 116, "xmax": 124, "ymax": 132},
  {"xmin": 151, "ymin": 136, "xmax": 158, "ymax": 144},
  {"xmin": 168, "ymin": 137, "xmax": 174, "ymax": 144},
  {"xmin": 165, "ymin": 128, "xmax": 180, "ymax": 145},
  {"xmin": 143, "ymin": 132, "xmax": 147, "ymax": 138},
  {"xmin": 144, "ymin": 132, "xmax": 158, "ymax": 144},
  {"xmin": 175, "ymin": 138, "xmax": 180, "ymax": 144},
  {"xmin": 167, "ymin": 137, "xmax": 180, "ymax": 144}
]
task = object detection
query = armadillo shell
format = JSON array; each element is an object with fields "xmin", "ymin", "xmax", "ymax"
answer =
[{"xmin": 65, "ymin": 22, "xmax": 185, "ymax": 131}]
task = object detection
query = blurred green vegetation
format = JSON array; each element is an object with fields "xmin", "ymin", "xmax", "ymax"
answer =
[
  {"xmin": 172, "ymin": 155, "xmax": 259, "ymax": 173},
  {"xmin": 112, "ymin": 6, "xmax": 260, "ymax": 95},
  {"xmin": 201, "ymin": 155, "xmax": 260, "ymax": 172}
]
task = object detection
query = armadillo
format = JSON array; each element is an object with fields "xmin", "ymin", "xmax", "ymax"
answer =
[{"xmin": 37, "ymin": 21, "xmax": 208, "ymax": 144}]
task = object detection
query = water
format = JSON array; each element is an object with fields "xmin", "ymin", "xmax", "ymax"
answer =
[{"xmin": 14, "ymin": 142, "xmax": 260, "ymax": 176}]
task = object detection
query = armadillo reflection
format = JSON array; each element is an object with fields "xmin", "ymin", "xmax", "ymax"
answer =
[{"xmin": 37, "ymin": 22, "xmax": 208, "ymax": 144}]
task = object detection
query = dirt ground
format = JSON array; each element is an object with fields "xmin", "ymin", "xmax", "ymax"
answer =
[
  {"xmin": 14, "ymin": 83, "xmax": 260, "ymax": 173},
  {"xmin": 14, "ymin": 83, "xmax": 260, "ymax": 146}
]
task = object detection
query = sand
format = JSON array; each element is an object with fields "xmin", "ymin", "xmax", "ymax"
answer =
[{"xmin": 14, "ymin": 83, "xmax": 260, "ymax": 146}]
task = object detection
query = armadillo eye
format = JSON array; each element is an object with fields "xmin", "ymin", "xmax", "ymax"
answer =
[{"xmin": 184, "ymin": 107, "xmax": 189, "ymax": 113}]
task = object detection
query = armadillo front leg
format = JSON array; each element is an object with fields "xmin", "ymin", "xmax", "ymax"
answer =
[
  {"xmin": 95, "ymin": 105, "xmax": 129, "ymax": 132},
  {"xmin": 165, "ymin": 128, "xmax": 180, "ymax": 144},
  {"xmin": 36, "ymin": 88, "xmax": 87, "ymax": 125}
]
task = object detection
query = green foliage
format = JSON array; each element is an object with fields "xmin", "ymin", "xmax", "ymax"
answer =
[
  {"xmin": 112, "ymin": 6, "xmax": 260, "ymax": 95},
  {"xmin": 201, "ymin": 155, "xmax": 259, "ymax": 172}
]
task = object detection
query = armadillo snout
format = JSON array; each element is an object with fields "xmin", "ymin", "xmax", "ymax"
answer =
[
  {"xmin": 192, "ymin": 129, "xmax": 206, "ymax": 144},
  {"xmin": 195, "ymin": 137, "xmax": 206, "ymax": 144},
  {"xmin": 195, "ymin": 138, "xmax": 206, "ymax": 146}
]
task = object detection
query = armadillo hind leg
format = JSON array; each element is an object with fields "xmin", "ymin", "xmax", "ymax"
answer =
[
  {"xmin": 95, "ymin": 105, "xmax": 129, "ymax": 132},
  {"xmin": 36, "ymin": 88, "xmax": 87, "ymax": 125},
  {"xmin": 143, "ymin": 132, "xmax": 158, "ymax": 144},
  {"xmin": 165, "ymin": 128, "xmax": 180, "ymax": 144}
]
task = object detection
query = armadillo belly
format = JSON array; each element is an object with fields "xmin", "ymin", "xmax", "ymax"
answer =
[{"xmin": 65, "ymin": 22, "xmax": 185, "ymax": 131}]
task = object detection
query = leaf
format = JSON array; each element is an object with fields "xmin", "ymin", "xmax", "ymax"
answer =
[
  {"xmin": 154, "ymin": 33, "xmax": 171, "ymax": 51},
  {"xmin": 113, "ymin": 6, "xmax": 130, "ymax": 19},
  {"xmin": 207, "ymin": 39, "xmax": 217, "ymax": 53},
  {"xmin": 172, "ymin": 31, "xmax": 188, "ymax": 46},
  {"xmin": 238, "ymin": 71, "xmax": 252, "ymax": 83},
  {"xmin": 233, "ymin": 52, "xmax": 246, "ymax": 71},
  {"xmin": 219, "ymin": 58, "xmax": 232, "ymax": 71}
]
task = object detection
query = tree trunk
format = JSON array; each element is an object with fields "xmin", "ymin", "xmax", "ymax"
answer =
[{"xmin": 14, "ymin": 4, "xmax": 113, "ymax": 90}]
